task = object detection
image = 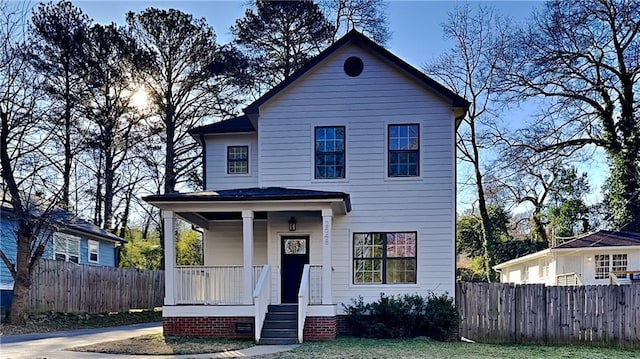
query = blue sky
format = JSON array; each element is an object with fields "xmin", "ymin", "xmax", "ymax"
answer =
[
  {"xmin": 75, "ymin": 1, "xmax": 543, "ymax": 67},
  {"xmin": 71, "ymin": 1, "xmax": 607, "ymax": 210}
]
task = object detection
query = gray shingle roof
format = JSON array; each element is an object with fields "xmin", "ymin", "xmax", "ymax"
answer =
[
  {"xmin": 554, "ymin": 231, "xmax": 640, "ymax": 249},
  {"xmin": 143, "ymin": 187, "xmax": 351, "ymax": 212}
]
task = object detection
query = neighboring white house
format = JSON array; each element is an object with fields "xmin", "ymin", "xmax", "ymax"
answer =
[
  {"xmin": 144, "ymin": 30, "xmax": 468, "ymax": 343},
  {"xmin": 494, "ymin": 231, "xmax": 640, "ymax": 286}
]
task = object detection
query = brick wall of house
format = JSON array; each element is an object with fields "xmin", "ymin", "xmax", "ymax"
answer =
[
  {"xmin": 163, "ymin": 316, "xmax": 254, "ymax": 339},
  {"xmin": 336, "ymin": 315, "xmax": 354, "ymax": 336},
  {"xmin": 303, "ymin": 316, "xmax": 337, "ymax": 341}
]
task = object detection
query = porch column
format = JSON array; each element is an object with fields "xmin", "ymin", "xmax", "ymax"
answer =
[
  {"xmin": 162, "ymin": 210, "xmax": 176, "ymax": 305},
  {"xmin": 322, "ymin": 208, "xmax": 333, "ymax": 304},
  {"xmin": 242, "ymin": 210, "xmax": 254, "ymax": 304}
]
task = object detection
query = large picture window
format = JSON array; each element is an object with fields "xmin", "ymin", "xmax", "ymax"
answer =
[
  {"xmin": 54, "ymin": 233, "xmax": 80, "ymax": 263},
  {"xmin": 353, "ymin": 232, "xmax": 416, "ymax": 284},
  {"xmin": 315, "ymin": 126, "xmax": 345, "ymax": 179},
  {"xmin": 388, "ymin": 124, "xmax": 419, "ymax": 177},
  {"xmin": 227, "ymin": 146, "xmax": 249, "ymax": 174}
]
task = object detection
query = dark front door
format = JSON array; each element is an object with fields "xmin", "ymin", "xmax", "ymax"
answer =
[{"xmin": 281, "ymin": 235, "xmax": 309, "ymax": 303}]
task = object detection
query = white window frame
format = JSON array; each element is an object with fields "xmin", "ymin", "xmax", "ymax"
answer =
[
  {"xmin": 54, "ymin": 233, "xmax": 80, "ymax": 263},
  {"xmin": 539, "ymin": 258, "xmax": 550, "ymax": 278},
  {"xmin": 314, "ymin": 126, "xmax": 346, "ymax": 179},
  {"xmin": 595, "ymin": 254, "xmax": 627, "ymax": 280},
  {"xmin": 88, "ymin": 240, "xmax": 99, "ymax": 263}
]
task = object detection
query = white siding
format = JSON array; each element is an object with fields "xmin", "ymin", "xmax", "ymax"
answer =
[
  {"xmin": 256, "ymin": 44, "xmax": 456, "ymax": 307},
  {"xmin": 203, "ymin": 221, "xmax": 267, "ymax": 265},
  {"xmin": 204, "ymin": 133, "xmax": 258, "ymax": 190}
]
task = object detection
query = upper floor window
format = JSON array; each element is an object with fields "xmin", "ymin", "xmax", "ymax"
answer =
[
  {"xmin": 353, "ymin": 232, "xmax": 416, "ymax": 284},
  {"xmin": 388, "ymin": 124, "xmax": 419, "ymax": 177},
  {"xmin": 315, "ymin": 126, "xmax": 345, "ymax": 179},
  {"xmin": 88, "ymin": 240, "xmax": 99, "ymax": 263},
  {"xmin": 54, "ymin": 233, "xmax": 80, "ymax": 263},
  {"xmin": 227, "ymin": 146, "xmax": 248, "ymax": 174}
]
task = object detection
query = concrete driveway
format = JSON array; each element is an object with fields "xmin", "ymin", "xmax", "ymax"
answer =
[{"xmin": 0, "ymin": 322, "xmax": 296, "ymax": 359}]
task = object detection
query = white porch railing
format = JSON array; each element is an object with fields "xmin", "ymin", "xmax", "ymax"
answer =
[
  {"xmin": 253, "ymin": 265, "xmax": 271, "ymax": 343},
  {"xmin": 175, "ymin": 265, "xmax": 263, "ymax": 305},
  {"xmin": 298, "ymin": 264, "xmax": 311, "ymax": 344},
  {"xmin": 556, "ymin": 272, "xmax": 583, "ymax": 286}
]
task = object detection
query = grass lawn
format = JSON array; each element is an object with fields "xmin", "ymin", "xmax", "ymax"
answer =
[
  {"xmin": 252, "ymin": 337, "xmax": 639, "ymax": 359},
  {"xmin": 0, "ymin": 309, "xmax": 162, "ymax": 335},
  {"xmin": 67, "ymin": 335, "xmax": 638, "ymax": 358}
]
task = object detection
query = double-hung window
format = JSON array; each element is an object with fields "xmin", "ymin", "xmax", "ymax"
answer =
[
  {"xmin": 388, "ymin": 124, "xmax": 419, "ymax": 177},
  {"xmin": 54, "ymin": 233, "xmax": 80, "ymax": 263},
  {"xmin": 88, "ymin": 240, "xmax": 99, "ymax": 263},
  {"xmin": 315, "ymin": 126, "xmax": 345, "ymax": 179},
  {"xmin": 227, "ymin": 146, "xmax": 248, "ymax": 174},
  {"xmin": 353, "ymin": 232, "xmax": 416, "ymax": 284}
]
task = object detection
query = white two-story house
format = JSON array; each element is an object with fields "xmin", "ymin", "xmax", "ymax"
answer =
[{"xmin": 144, "ymin": 30, "xmax": 468, "ymax": 344}]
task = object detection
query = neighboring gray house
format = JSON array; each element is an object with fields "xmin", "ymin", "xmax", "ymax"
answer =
[
  {"xmin": 0, "ymin": 202, "xmax": 126, "ymax": 310},
  {"xmin": 144, "ymin": 30, "xmax": 469, "ymax": 343}
]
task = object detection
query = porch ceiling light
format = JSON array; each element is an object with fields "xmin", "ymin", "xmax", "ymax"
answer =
[{"xmin": 288, "ymin": 217, "xmax": 296, "ymax": 232}]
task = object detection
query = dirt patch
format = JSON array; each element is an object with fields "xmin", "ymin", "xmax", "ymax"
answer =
[{"xmin": 71, "ymin": 334, "xmax": 253, "ymax": 355}]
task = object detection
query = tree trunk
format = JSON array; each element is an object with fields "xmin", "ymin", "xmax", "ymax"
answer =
[
  {"xmin": 8, "ymin": 232, "xmax": 33, "ymax": 325},
  {"xmin": 118, "ymin": 186, "xmax": 133, "ymax": 238},
  {"xmin": 103, "ymin": 148, "xmax": 114, "ymax": 230},
  {"xmin": 62, "ymin": 67, "xmax": 72, "ymax": 209},
  {"xmin": 531, "ymin": 208, "xmax": 549, "ymax": 246},
  {"xmin": 608, "ymin": 150, "xmax": 640, "ymax": 232}
]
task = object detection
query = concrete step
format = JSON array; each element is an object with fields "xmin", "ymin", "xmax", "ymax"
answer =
[
  {"xmin": 260, "ymin": 328, "xmax": 297, "ymax": 339},
  {"xmin": 268, "ymin": 304, "xmax": 298, "ymax": 312},
  {"xmin": 265, "ymin": 312, "xmax": 296, "ymax": 321},
  {"xmin": 262, "ymin": 320, "xmax": 297, "ymax": 330},
  {"xmin": 259, "ymin": 337, "xmax": 298, "ymax": 345}
]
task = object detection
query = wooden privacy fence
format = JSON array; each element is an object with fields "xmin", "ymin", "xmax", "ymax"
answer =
[
  {"xmin": 28, "ymin": 259, "xmax": 164, "ymax": 314},
  {"xmin": 456, "ymin": 282, "xmax": 640, "ymax": 348}
]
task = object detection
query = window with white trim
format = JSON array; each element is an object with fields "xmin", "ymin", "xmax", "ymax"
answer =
[
  {"xmin": 88, "ymin": 240, "xmax": 99, "ymax": 263},
  {"xmin": 227, "ymin": 146, "xmax": 248, "ymax": 174},
  {"xmin": 315, "ymin": 126, "xmax": 345, "ymax": 179},
  {"xmin": 539, "ymin": 258, "xmax": 550, "ymax": 278},
  {"xmin": 54, "ymin": 233, "xmax": 80, "ymax": 263},
  {"xmin": 353, "ymin": 232, "xmax": 416, "ymax": 284},
  {"xmin": 596, "ymin": 254, "xmax": 627, "ymax": 279},
  {"xmin": 388, "ymin": 124, "xmax": 419, "ymax": 177}
]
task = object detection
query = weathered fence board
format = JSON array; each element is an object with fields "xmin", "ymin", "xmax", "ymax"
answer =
[
  {"xmin": 457, "ymin": 282, "xmax": 640, "ymax": 348},
  {"xmin": 27, "ymin": 259, "xmax": 164, "ymax": 314}
]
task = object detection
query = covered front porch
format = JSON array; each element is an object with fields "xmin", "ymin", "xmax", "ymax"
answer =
[{"xmin": 144, "ymin": 187, "xmax": 351, "ymax": 343}]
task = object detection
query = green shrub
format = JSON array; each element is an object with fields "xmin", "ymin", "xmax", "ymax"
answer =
[{"xmin": 342, "ymin": 293, "xmax": 459, "ymax": 340}]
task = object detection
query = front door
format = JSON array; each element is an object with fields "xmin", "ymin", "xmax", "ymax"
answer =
[{"xmin": 281, "ymin": 235, "xmax": 309, "ymax": 303}]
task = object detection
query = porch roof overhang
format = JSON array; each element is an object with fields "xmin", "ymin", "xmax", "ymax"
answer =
[{"xmin": 143, "ymin": 187, "xmax": 351, "ymax": 229}]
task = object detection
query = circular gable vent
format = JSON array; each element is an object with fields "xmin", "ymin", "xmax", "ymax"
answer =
[{"xmin": 344, "ymin": 56, "xmax": 364, "ymax": 77}]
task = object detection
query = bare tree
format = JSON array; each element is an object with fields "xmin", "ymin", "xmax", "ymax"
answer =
[
  {"xmin": 320, "ymin": 0, "xmax": 390, "ymax": 44},
  {"xmin": 424, "ymin": 4, "xmax": 511, "ymax": 282},
  {"xmin": 0, "ymin": 1, "xmax": 59, "ymax": 324},
  {"xmin": 501, "ymin": 0, "xmax": 640, "ymax": 231}
]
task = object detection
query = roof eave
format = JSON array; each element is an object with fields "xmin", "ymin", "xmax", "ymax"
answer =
[{"xmin": 493, "ymin": 248, "xmax": 552, "ymax": 270}]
